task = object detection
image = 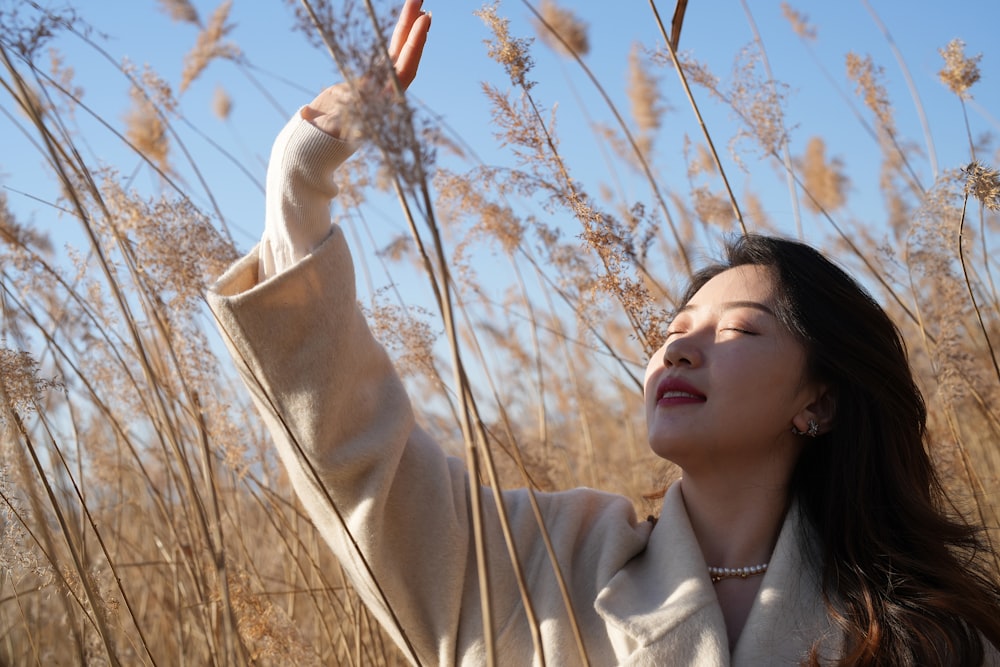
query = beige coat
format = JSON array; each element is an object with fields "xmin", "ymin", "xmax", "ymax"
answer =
[{"xmin": 208, "ymin": 116, "xmax": 841, "ymax": 665}]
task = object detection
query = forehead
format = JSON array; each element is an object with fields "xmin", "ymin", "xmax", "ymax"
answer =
[{"xmin": 686, "ymin": 264, "xmax": 779, "ymax": 307}]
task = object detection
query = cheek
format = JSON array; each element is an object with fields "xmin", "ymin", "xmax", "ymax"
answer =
[
  {"xmin": 731, "ymin": 345, "xmax": 806, "ymax": 402},
  {"xmin": 718, "ymin": 345, "xmax": 786, "ymax": 393},
  {"xmin": 643, "ymin": 345, "xmax": 666, "ymax": 393}
]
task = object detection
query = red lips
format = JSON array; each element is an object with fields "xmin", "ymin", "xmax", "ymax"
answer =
[{"xmin": 655, "ymin": 376, "xmax": 707, "ymax": 405}]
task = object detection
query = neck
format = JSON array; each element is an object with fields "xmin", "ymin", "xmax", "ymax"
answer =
[{"xmin": 678, "ymin": 475, "xmax": 790, "ymax": 569}]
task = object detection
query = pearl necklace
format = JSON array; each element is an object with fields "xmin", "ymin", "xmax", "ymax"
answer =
[{"xmin": 708, "ymin": 563, "xmax": 769, "ymax": 583}]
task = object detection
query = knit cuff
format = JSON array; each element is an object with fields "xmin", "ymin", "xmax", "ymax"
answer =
[
  {"xmin": 282, "ymin": 111, "xmax": 359, "ymax": 195},
  {"xmin": 258, "ymin": 110, "xmax": 361, "ymax": 280}
]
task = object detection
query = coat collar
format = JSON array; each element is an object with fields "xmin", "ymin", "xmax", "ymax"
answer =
[
  {"xmin": 594, "ymin": 482, "xmax": 839, "ymax": 665},
  {"xmin": 730, "ymin": 496, "xmax": 838, "ymax": 664},
  {"xmin": 594, "ymin": 482, "xmax": 729, "ymax": 663},
  {"xmin": 594, "ymin": 483, "xmax": 722, "ymax": 644}
]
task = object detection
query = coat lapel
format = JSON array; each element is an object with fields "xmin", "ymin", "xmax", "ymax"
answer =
[
  {"xmin": 731, "ymin": 502, "xmax": 840, "ymax": 665},
  {"xmin": 594, "ymin": 484, "xmax": 841, "ymax": 666},
  {"xmin": 594, "ymin": 483, "xmax": 730, "ymax": 665}
]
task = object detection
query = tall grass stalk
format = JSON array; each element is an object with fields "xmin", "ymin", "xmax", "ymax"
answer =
[
  {"xmin": 738, "ymin": 0, "xmax": 803, "ymax": 239},
  {"xmin": 861, "ymin": 0, "xmax": 939, "ymax": 182},
  {"xmin": 524, "ymin": 0, "xmax": 693, "ymax": 278},
  {"xmin": 647, "ymin": 0, "xmax": 747, "ymax": 236},
  {"xmin": 1, "ymin": 2, "xmax": 998, "ymax": 664}
]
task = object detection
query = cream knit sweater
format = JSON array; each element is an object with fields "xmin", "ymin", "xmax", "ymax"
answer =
[{"xmin": 207, "ymin": 111, "xmax": 843, "ymax": 665}]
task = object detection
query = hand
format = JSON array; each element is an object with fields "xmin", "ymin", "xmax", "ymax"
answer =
[
  {"xmin": 387, "ymin": 0, "xmax": 431, "ymax": 90},
  {"xmin": 303, "ymin": 0, "xmax": 431, "ymax": 137}
]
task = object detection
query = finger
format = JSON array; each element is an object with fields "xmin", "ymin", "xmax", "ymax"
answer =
[
  {"xmin": 394, "ymin": 12, "xmax": 430, "ymax": 89},
  {"xmin": 388, "ymin": 0, "xmax": 425, "ymax": 63}
]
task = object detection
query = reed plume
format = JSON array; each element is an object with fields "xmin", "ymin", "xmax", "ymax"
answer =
[
  {"xmin": 179, "ymin": 0, "xmax": 239, "ymax": 93},
  {"xmin": 534, "ymin": 0, "xmax": 590, "ymax": 58},
  {"xmin": 939, "ymin": 39, "xmax": 982, "ymax": 99}
]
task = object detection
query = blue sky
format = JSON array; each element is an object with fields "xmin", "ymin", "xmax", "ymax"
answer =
[
  {"xmin": 3, "ymin": 0, "xmax": 999, "ymax": 338},
  {"xmin": 5, "ymin": 1, "xmax": 998, "ymax": 232}
]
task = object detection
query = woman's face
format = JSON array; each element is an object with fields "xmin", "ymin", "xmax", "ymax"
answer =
[{"xmin": 644, "ymin": 264, "xmax": 821, "ymax": 478}]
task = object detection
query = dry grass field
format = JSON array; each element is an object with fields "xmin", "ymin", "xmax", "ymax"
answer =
[{"xmin": 1, "ymin": 1, "xmax": 998, "ymax": 664}]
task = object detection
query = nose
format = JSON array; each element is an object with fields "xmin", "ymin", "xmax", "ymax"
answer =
[{"xmin": 662, "ymin": 336, "xmax": 702, "ymax": 368}]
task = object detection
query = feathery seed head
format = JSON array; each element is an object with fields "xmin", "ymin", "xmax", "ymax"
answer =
[
  {"xmin": 476, "ymin": 2, "xmax": 535, "ymax": 89},
  {"xmin": 801, "ymin": 136, "xmax": 848, "ymax": 213},
  {"xmin": 692, "ymin": 187, "xmax": 733, "ymax": 228},
  {"xmin": 157, "ymin": 0, "xmax": 200, "ymax": 25},
  {"xmin": 730, "ymin": 45, "xmax": 788, "ymax": 157},
  {"xmin": 101, "ymin": 176, "xmax": 238, "ymax": 314},
  {"xmin": 628, "ymin": 43, "xmax": 664, "ymax": 134},
  {"xmin": 0, "ymin": 347, "xmax": 62, "ymax": 422},
  {"xmin": 686, "ymin": 142, "xmax": 717, "ymax": 177},
  {"xmin": 365, "ymin": 296, "xmax": 438, "ymax": 382},
  {"xmin": 534, "ymin": 0, "xmax": 589, "ymax": 58},
  {"xmin": 225, "ymin": 566, "xmax": 322, "ymax": 665},
  {"xmin": 846, "ymin": 52, "xmax": 895, "ymax": 135},
  {"xmin": 212, "ymin": 85, "xmax": 232, "ymax": 120},
  {"xmin": 938, "ymin": 39, "xmax": 981, "ymax": 98},
  {"xmin": 780, "ymin": 3, "xmax": 816, "ymax": 41},
  {"xmin": 179, "ymin": 0, "xmax": 239, "ymax": 93},
  {"xmin": 125, "ymin": 86, "xmax": 170, "ymax": 169},
  {"xmin": 0, "ymin": 193, "xmax": 53, "ymax": 256},
  {"xmin": 964, "ymin": 161, "xmax": 1000, "ymax": 210}
]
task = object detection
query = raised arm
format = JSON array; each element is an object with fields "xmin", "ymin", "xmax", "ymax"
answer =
[
  {"xmin": 208, "ymin": 3, "xmax": 508, "ymax": 662},
  {"xmin": 257, "ymin": 0, "xmax": 430, "ymax": 280},
  {"xmin": 207, "ymin": 4, "xmax": 649, "ymax": 663}
]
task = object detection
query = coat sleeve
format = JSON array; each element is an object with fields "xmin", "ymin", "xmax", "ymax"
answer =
[{"xmin": 207, "ymin": 112, "xmax": 650, "ymax": 666}]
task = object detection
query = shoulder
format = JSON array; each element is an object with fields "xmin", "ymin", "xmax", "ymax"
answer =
[{"xmin": 491, "ymin": 485, "xmax": 653, "ymax": 584}]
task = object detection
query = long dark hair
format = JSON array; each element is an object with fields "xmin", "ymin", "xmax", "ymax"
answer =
[{"xmin": 681, "ymin": 234, "xmax": 1000, "ymax": 665}]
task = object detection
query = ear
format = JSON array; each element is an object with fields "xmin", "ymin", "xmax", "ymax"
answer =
[{"xmin": 793, "ymin": 385, "xmax": 836, "ymax": 436}]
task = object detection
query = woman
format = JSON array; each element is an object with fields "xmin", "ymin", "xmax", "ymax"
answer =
[
  {"xmin": 658, "ymin": 238, "xmax": 1000, "ymax": 664},
  {"xmin": 208, "ymin": 1, "xmax": 1000, "ymax": 663}
]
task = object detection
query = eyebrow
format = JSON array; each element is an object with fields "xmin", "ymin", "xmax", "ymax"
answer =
[{"xmin": 673, "ymin": 300, "xmax": 776, "ymax": 317}]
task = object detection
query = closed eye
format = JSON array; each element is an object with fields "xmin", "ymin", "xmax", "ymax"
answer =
[{"xmin": 724, "ymin": 327, "xmax": 758, "ymax": 336}]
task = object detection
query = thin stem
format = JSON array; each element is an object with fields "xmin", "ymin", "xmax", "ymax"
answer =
[
  {"xmin": 957, "ymin": 195, "xmax": 1000, "ymax": 391},
  {"xmin": 3, "ymin": 410, "xmax": 123, "ymax": 667},
  {"xmin": 739, "ymin": 0, "xmax": 802, "ymax": 239},
  {"xmin": 861, "ymin": 0, "xmax": 938, "ymax": 181},
  {"xmin": 36, "ymin": 410, "xmax": 160, "ymax": 664},
  {"xmin": 522, "ymin": 0, "xmax": 693, "ymax": 277},
  {"xmin": 648, "ymin": 0, "xmax": 747, "ymax": 236}
]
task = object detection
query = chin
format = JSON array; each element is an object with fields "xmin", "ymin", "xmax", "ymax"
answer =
[{"xmin": 646, "ymin": 435, "xmax": 689, "ymax": 464}]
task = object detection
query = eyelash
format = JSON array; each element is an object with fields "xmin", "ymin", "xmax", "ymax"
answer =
[{"xmin": 665, "ymin": 327, "xmax": 757, "ymax": 337}]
